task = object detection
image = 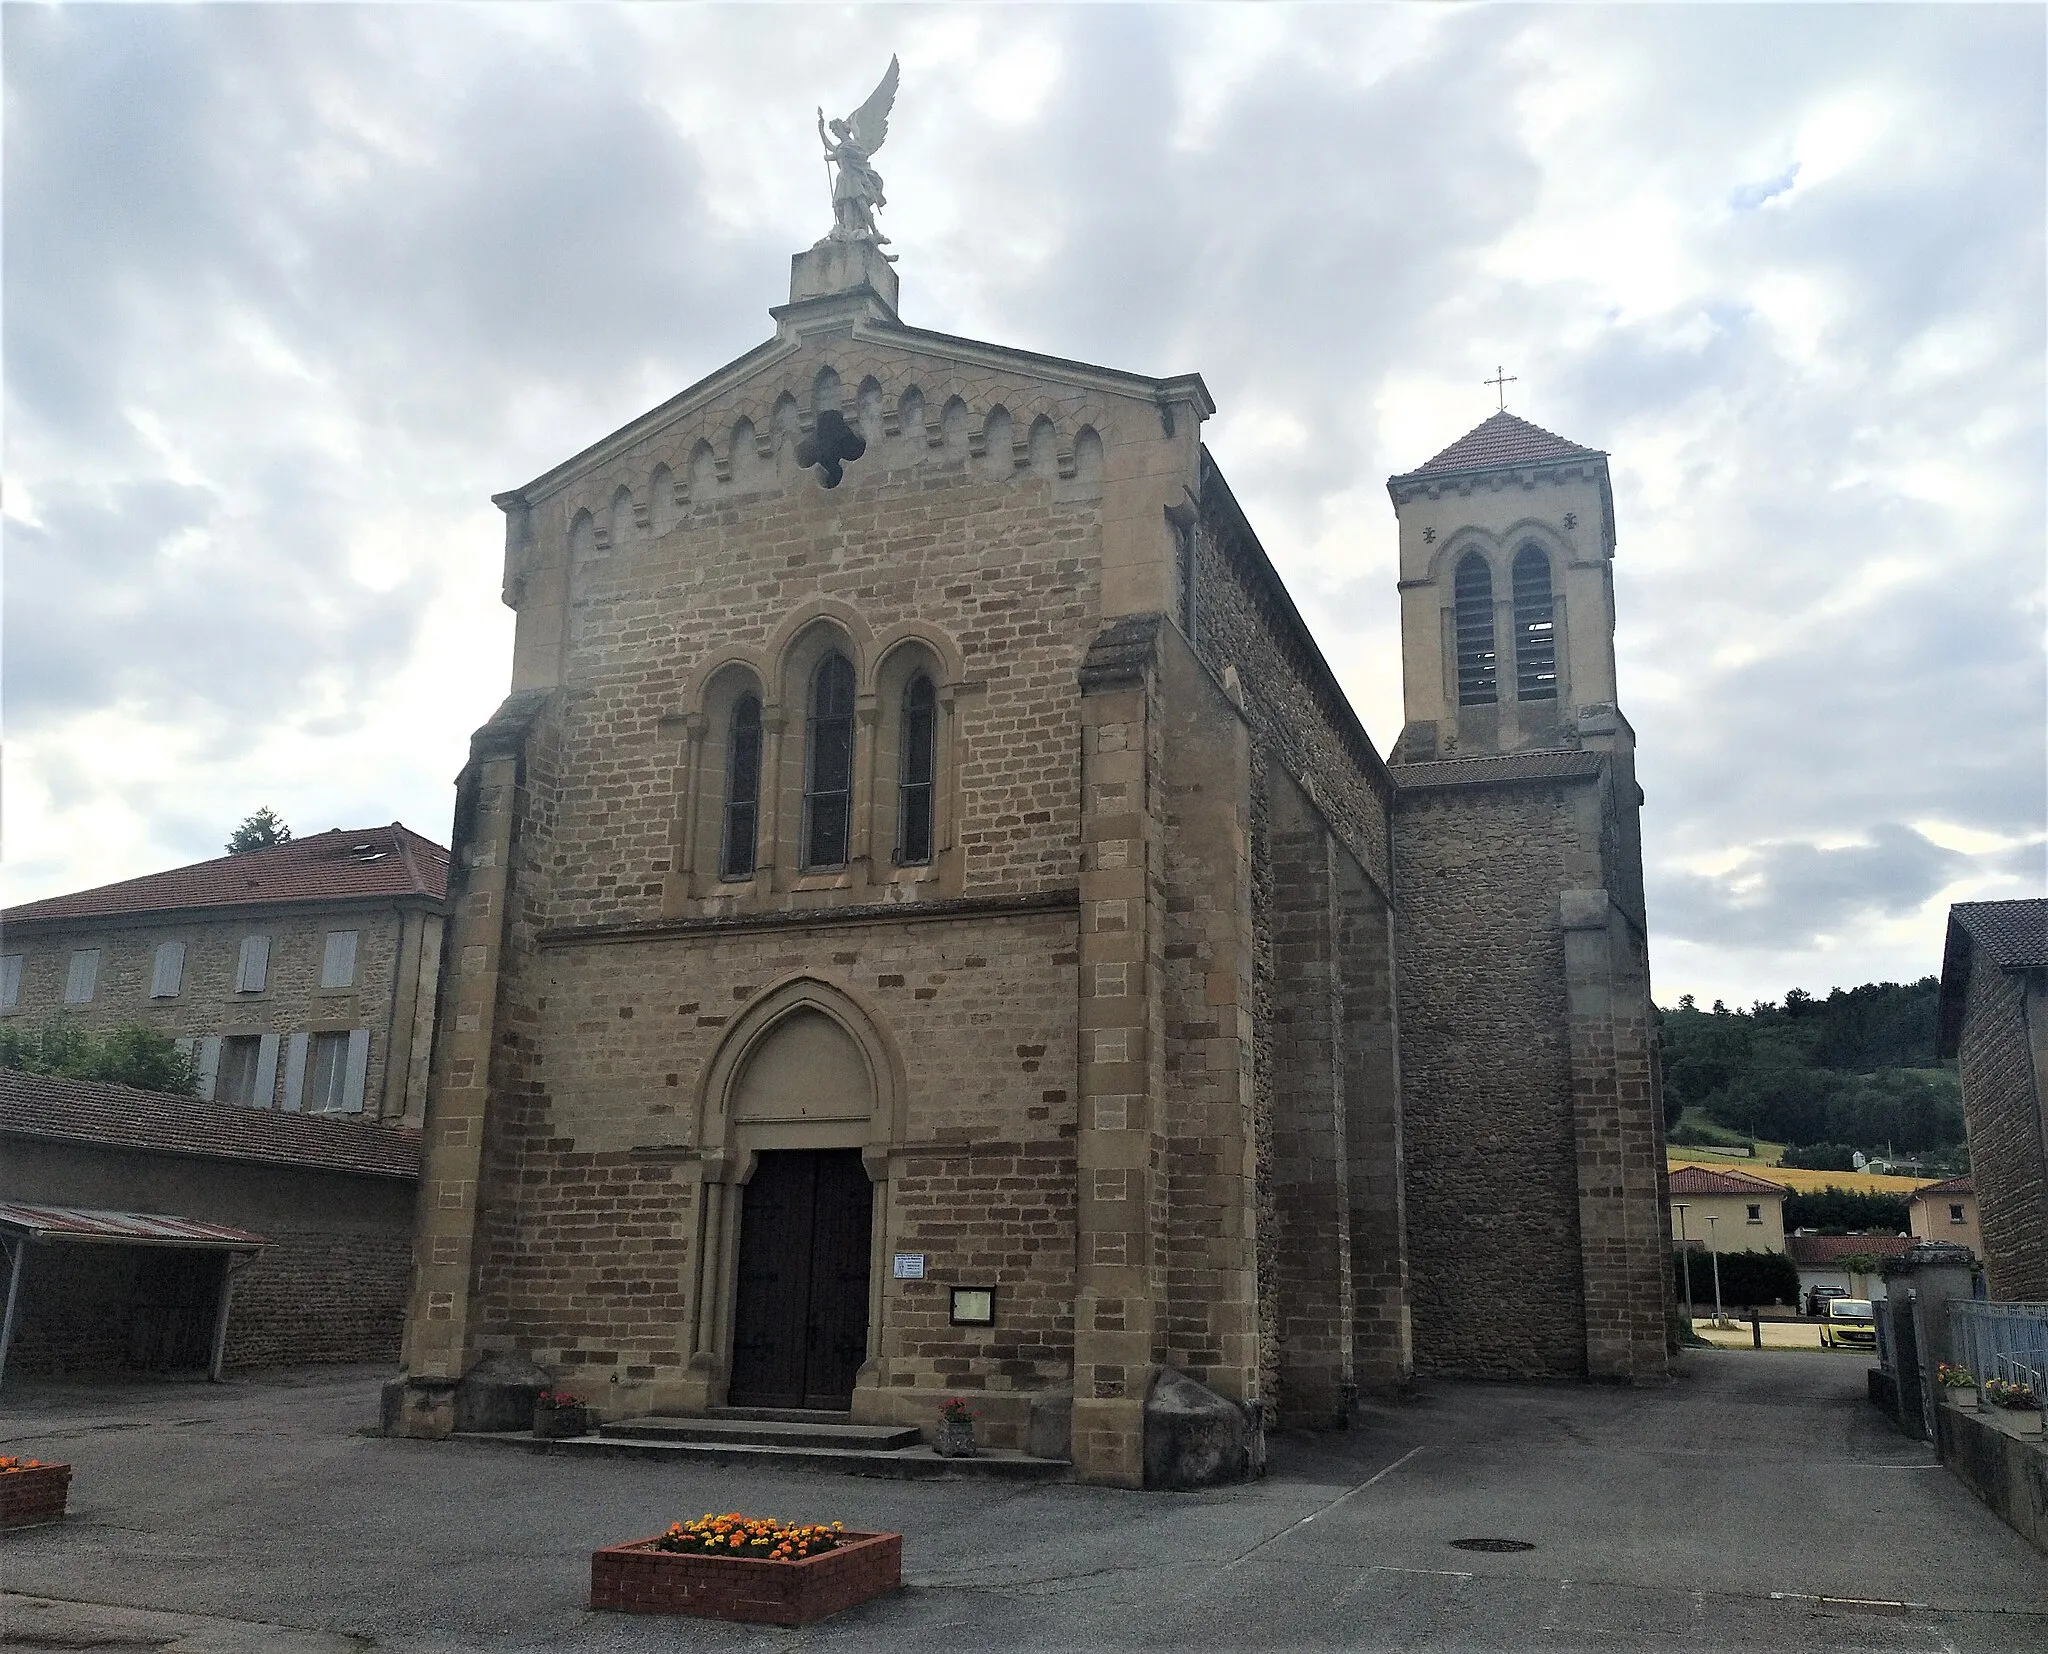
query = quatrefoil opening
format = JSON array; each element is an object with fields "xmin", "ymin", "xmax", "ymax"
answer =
[{"xmin": 796, "ymin": 409, "xmax": 868, "ymax": 489}]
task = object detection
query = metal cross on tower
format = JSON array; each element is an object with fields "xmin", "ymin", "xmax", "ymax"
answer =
[{"xmin": 1485, "ymin": 366, "xmax": 1518, "ymax": 411}]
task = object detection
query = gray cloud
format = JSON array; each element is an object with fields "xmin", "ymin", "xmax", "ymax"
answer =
[
  {"xmin": 3, "ymin": 4, "xmax": 2042, "ymax": 1005},
  {"xmin": 1656, "ymin": 825, "xmax": 1964, "ymax": 950}
]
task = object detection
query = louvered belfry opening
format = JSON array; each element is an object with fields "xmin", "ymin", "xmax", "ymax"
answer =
[
  {"xmin": 1453, "ymin": 552, "xmax": 1498, "ymax": 705},
  {"xmin": 1511, "ymin": 544, "xmax": 1558, "ymax": 701}
]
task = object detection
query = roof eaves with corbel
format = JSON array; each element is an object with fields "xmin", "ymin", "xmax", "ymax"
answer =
[{"xmin": 493, "ymin": 318, "xmax": 1214, "ymax": 513}]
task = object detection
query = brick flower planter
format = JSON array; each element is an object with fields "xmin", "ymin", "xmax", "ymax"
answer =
[
  {"xmin": 590, "ymin": 1530, "xmax": 902, "ymax": 1626},
  {"xmin": 0, "ymin": 1463, "xmax": 72, "ymax": 1531}
]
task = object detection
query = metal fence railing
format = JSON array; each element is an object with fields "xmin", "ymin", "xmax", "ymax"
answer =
[{"xmin": 1946, "ymin": 1300, "xmax": 2048, "ymax": 1407}]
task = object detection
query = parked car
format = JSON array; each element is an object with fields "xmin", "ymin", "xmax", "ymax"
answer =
[
  {"xmin": 1806, "ymin": 1285, "xmax": 1848, "ymax": 1318},
  {"xmin": 1819, "ymin": 1298, "xmax": 1875, "ymax": 1350}
]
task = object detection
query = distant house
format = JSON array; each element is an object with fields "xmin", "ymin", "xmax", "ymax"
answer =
[
  {"xmin": 0, "ymin": 825, "xmax": 448, "ymax": 1125},
  {"xmin": 1785, "ymin": 1233, "xmax": 1915, "ymax": 1306},
  {"xmin": 0, "ymin": 1069, "xmax": 419, "ymax": 1380},
  {"xmin": 1907, "ymin": 1173, "xmax": 1983, "ymax": 1260},
  {"xmin": 1936, "ymin": 898, "xmax": 2047, "ymax": 1300},
  {"xmin": 1667, "ymin": 1164, "xmax": 1788, "ymax": 1255}
]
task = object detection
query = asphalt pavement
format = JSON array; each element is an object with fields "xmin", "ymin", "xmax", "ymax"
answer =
[{"xmin": 2, "ymin": 1349, "xmax": 2043, "ymax": 1652}]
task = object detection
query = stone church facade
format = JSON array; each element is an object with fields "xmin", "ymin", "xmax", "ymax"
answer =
[{"xmin": 389, "ymin": 239, "xmax": 1671, "ymax": 1486}]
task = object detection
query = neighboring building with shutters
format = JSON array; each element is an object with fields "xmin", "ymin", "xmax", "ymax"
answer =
[
  {"xmin": 0, "ymin": 825, "xmax": 448, "ymax": 1126},
  {"xmin": 1937, "ymin": 899, "xmax": 2048, "ymax": 1300}
]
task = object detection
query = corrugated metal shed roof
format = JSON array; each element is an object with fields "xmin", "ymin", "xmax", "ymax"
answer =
[{"xmin": 0, "ymin": 1202, "xmax": 265, "ymax": 1249}]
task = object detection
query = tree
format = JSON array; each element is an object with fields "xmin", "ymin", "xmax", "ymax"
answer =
[
  {"xmin": 0, "ymin": 1015, "xmax": 198, "ymax": 1095},
  {"xmin": 226, "ymin": 808, "xmax": 292, "ymax": 854}
]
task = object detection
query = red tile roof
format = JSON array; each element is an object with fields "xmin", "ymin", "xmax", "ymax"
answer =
[
  {"xmin": 1394, "ymin": 411, "xmax": 1603, "ymax": 480},
  {"xmin": 1668, "ymin": 1165, "xmax": 1787, "ymax": 1197},
  {"xmin": 0, "ymin": 1069, "xmax": 421, "ymax": 1181},
  {"xmin": 3, "ymin": 824, "xmax": 449, "ymax": 925},
  {"xmin": 1785, "ymin": 1233, "xmax": 1915, "ymax": 1267},
  {"xmin": 1910, "ymin": 1174, "xmax": 1973, "ymax": 1200}
]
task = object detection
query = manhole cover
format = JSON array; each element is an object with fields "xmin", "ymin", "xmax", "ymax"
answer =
[{"xmin": 1449, "ymin": 1538, "xmax": 1535, "ymax": 1553}]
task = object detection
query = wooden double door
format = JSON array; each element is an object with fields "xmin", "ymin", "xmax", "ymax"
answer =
[{"xmin": 728, "ymin": 1149, "xmax": 874, "ymax": 1410}]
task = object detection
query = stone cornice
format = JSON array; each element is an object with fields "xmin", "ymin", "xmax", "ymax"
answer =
[{"xmin": 536, "ymin": 888, "xmax": 1080, "ymax": 948}]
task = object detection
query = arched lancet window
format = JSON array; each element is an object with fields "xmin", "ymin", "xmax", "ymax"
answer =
[
  {"xmin": 803, "ymin": 652, "xmax": 856, "ymax": 868},
  {"xmin": 1511, "ymin": 544, "xmax": 1557, "ymax": 702},
  {"xmin": 896, "ymin": 675, "xmax": 936, "ymax": 865},
  {"xmin": 720, "ymin": 694, "xmax": 763, "ymax": 880},
  {"xmin": 1453, "ymin": 552, "xmax": 1498, "ymax": 706}
]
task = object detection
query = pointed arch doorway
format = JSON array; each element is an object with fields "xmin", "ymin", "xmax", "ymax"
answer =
[{"xmin": 693, "ymin": 983, "xmax": 900, "ymax": 1414}]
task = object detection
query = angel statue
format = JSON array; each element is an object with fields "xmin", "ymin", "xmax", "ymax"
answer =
[{"xmin": 817, "ymin": 55, "xmax": 899, "ymax": 259}]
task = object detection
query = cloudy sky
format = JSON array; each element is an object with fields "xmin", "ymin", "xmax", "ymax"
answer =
[{"xmin": 7, "ymin": 3, "xmax": 2043, "ymax": 1007}]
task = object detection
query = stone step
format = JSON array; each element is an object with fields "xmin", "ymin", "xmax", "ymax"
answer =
[
  {"xmin": 451, "ymin": 1430, "xmax": 1070, "ymax": 1482},
  {"xmin": 599, "ymin": 1414, "xmax": 924, "ymax": 1452},
  {"xmin": 705, "ymin": 1406, "xmax": 862, "ymax": 1426}
]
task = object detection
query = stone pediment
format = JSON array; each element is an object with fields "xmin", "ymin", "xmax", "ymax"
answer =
[{"xmin": 490, "ymin": 293, "xmax": 1212, "ymax": 604}]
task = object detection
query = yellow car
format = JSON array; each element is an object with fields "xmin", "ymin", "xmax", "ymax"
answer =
[{"xmin": 1820, "ymin": 1298, "xmax": 1876, "ymax": 1350}]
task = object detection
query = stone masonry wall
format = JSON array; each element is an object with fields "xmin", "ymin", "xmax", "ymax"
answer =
[
  {"xmin": 1394, "ymin": 780, "xmax": 1590, "ymax": 1378},
  {"xmin": 528, "ymin": 352, "xmax": 1114, "ymax": 933},
  {"xmin": 1338, "ymin": 853, "xmax": 1410, "ymax": 1395},
  {"xmin": 1959, "ymin": 960, "xmax": 2048, "ymax": 1300},
  {"xmin": 468, "ymin": 910, "xmax": 1078, "ymax": 1405},
  {"xmin": 223, "ymin": 1227, "xmax": 413, "ymax": 1370},
  {"xmin": 1157, "ymin": 634, "xmax": 1261, "ymax": 1408},
  {"xmin": 1193, "ymin": 467, "xmax": 1393, "ymax": 892},
  {"xmin": 1269, "ymin": 772, "xmax": 1354, "ymax": 1427},
  {"xmin": 2, "ymin": 906, "xmax": 424, "ymax": 1120}
]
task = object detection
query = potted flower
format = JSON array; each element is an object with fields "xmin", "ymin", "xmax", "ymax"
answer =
[
  {"xmin": 1982, "ymin": 1376, "xmax": 2042, "ymax": 1432},
  {"xmin": 533, "ymin": 1389, "xmax": 592, "ymax": 1440},
  {"xmin": 590, "ymin": 1512, "xmax": 902, "ymax": 1625},
  {"xmin": 1936, "ymin": 1362, "xmax": 1978, "ymax": 1403},
  {"xmin": 0, "ymin": 1455, "xmax": 71, "ymax": 1531},
  {"xmin": 936, "ymin": 1397, "xmax": 978, "ymax": 1458}
]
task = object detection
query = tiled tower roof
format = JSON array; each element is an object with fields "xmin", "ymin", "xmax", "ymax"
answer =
[{"xmin": 1394, "ymin": 410, "xmax": 1603, "ymax": 481}]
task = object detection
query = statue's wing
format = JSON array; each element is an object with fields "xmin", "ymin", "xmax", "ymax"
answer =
[{"xmin": 848, "ymin": 54, "xmax": 899, "ymax": 153}]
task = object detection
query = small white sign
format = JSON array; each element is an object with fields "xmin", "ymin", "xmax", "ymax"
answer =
[{"xmin": 892, "ymin": 1253, "xmax": 927, "ymax": 1280}]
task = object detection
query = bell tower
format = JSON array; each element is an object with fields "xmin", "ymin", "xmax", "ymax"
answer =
[
  {"xmin": 1385, "ymin": 411, "xmax": 1621, "ymax": 764},
  {"xmin": 1382, "ymin": 408, "xmax": 1671, "ymax": 1387}
]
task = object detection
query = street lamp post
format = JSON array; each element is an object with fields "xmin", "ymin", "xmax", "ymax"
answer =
[
  {"xmin": 1673, "ymin": 1203, "xmax": 1693, "ymax": 1324},
  {"xmin": 1706, "ymin": 1213, "xmax": 1726, "ymax": 1327}
]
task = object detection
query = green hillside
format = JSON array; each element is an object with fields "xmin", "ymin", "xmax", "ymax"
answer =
[{"xmin": 1657, "ymin": 977, "xmax": 1965, "ymax": 1168}]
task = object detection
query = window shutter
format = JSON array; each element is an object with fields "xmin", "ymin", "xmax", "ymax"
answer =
[
  {"xmin": 281, "ymin": 1033, "xmax": 309, "ymax": 1112},
  {"xmin": 64, "ymin": 950, "xmax": 101, "ymax": 1005},
  {"xmin": 0, "ymin": 955, "xmax": 20, "ymax": 1010},
  {"xmin": 235, "ymin": 935, "xmax": 270, "ymax": 994},
  {"xmin": 151, "ymin": 941, "xmax": 187, "ymax": 999},
  {"xmin": 252, "ymin": 1033, "xmax": 281, "ymax": 1109},
  {"xmin": 341, "ymin": 1029, "xmax": 371, "ymax": 1113},
  {"xmin": 197, "ymin": 1036, "xmax": 223, "ymax": 1100},
  {"xmin": 320, "ymin": 930, "xmax": 359, "ymax": 989}
]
